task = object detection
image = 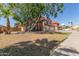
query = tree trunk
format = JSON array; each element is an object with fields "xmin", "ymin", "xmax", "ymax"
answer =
[
  {"xmin": 49, "ymin": 25, "xmax": 51, "ymax": 31},
  {"xmin": 6, "ymin": 17, "xmax": 11, "ymax": 34}
]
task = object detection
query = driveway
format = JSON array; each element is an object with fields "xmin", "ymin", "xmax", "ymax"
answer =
[{"xmin": 50, "ymin": 30, "xmax": 79, "ymax": 56}]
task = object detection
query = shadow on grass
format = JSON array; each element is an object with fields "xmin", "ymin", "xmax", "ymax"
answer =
[
  {"xmin": 35, "ymin": 31, "xmax": 70, "ymax": 35},
  {"xmin": 55, "ymin": 32, "xmax": 70, "ymax": 35},
  {"xmin": 0, "ymin": 38, "xmax": 60, "ymax": 56}
]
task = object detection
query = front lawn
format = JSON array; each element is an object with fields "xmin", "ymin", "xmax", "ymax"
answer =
[{"xmin": 0, "ymin": 32, "xmax": 70, "ymax": 56}]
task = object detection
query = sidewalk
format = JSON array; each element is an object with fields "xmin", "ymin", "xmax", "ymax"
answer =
[{"xmin": 50, "ymin": 30, "xmax": 79, "ymax": 56}]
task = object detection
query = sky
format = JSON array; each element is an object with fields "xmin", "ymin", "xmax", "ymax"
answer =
[
  {"xmin": 0, "ymin": 3, "xmax": 79, "ymax": 27},
  {"xmin": 53, "ymin": 3, "xmax": 79, "ymax": 26}
]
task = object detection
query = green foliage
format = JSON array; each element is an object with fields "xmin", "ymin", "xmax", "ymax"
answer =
[
  {"xmin": 10, "ymin": 3, "xmax": 45, "ymax": 25},
  {"xmin": 0, "ymin": 4, "xmax": 13, "ymax": 18},
  {"xmin": 43, "ymin": 3, "xmax": 64, "ymax": 18},
  {"xmin": 10, "ymin": 3, "xmax": 64, "ymax": 25},
  {"xmin": 0, "ymin": 3, "xmax": 64, "ymax": 26},
  {"xmin": 64, "ymin": 26, "xmax": 71, "ymax": 29}
]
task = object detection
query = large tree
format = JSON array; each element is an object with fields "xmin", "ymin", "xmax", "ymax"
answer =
[
  {"xmin": 10, "ymin": 3, "xmax": 45, "ymax": 32},
  {"xmin": 10, "ymin": 3, "xmax": 64, "ymax": 32}
]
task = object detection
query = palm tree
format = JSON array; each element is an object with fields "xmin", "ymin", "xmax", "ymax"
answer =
[{"xmin": 0, "ymin": 4, "xmax": 13, "ymax": 34}]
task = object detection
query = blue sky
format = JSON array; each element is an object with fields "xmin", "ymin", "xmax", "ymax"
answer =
[
  {"xmin": 0, "ymin": 3, "xmax": 79, "ymax": 27},
  {"xmin": 53, "ymin": 3, "xmax": 79, "ymax": 26}
]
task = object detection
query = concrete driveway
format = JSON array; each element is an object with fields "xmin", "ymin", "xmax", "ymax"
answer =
[{"xmin": 50, "ymin": 30, "xmax": 79, "ymax": 56}]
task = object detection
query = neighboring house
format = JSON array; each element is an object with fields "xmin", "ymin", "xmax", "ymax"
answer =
[
  {"xmin": 71, "ymin": 26, "xmax": 79, "ymax": 30},
  {"xmin": 51, "ymin": 20, "xmax": 60, "ymax": 31},
  {"xmin": 27, "ymin": 16, "xmax": 60, "ymax": 32},
  {"xmin": 13, "ymin": 23, "xmax": 21, "ymax": 31},
  {"xmin": 0, "ymin": 25, "xmax": 6, "ymax": 33},
  {"xmin": 71, "ymin": 26, "xmax": 79, "ymax": 29},
  {"xmin": 12, "ymin": 16, "xmax": 60, "ymax": 32}
]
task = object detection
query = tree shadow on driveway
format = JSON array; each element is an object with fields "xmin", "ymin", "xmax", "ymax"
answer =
[{"xmin": 52, "ymin": 47, "xmax": 79, "ymax": 56}]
